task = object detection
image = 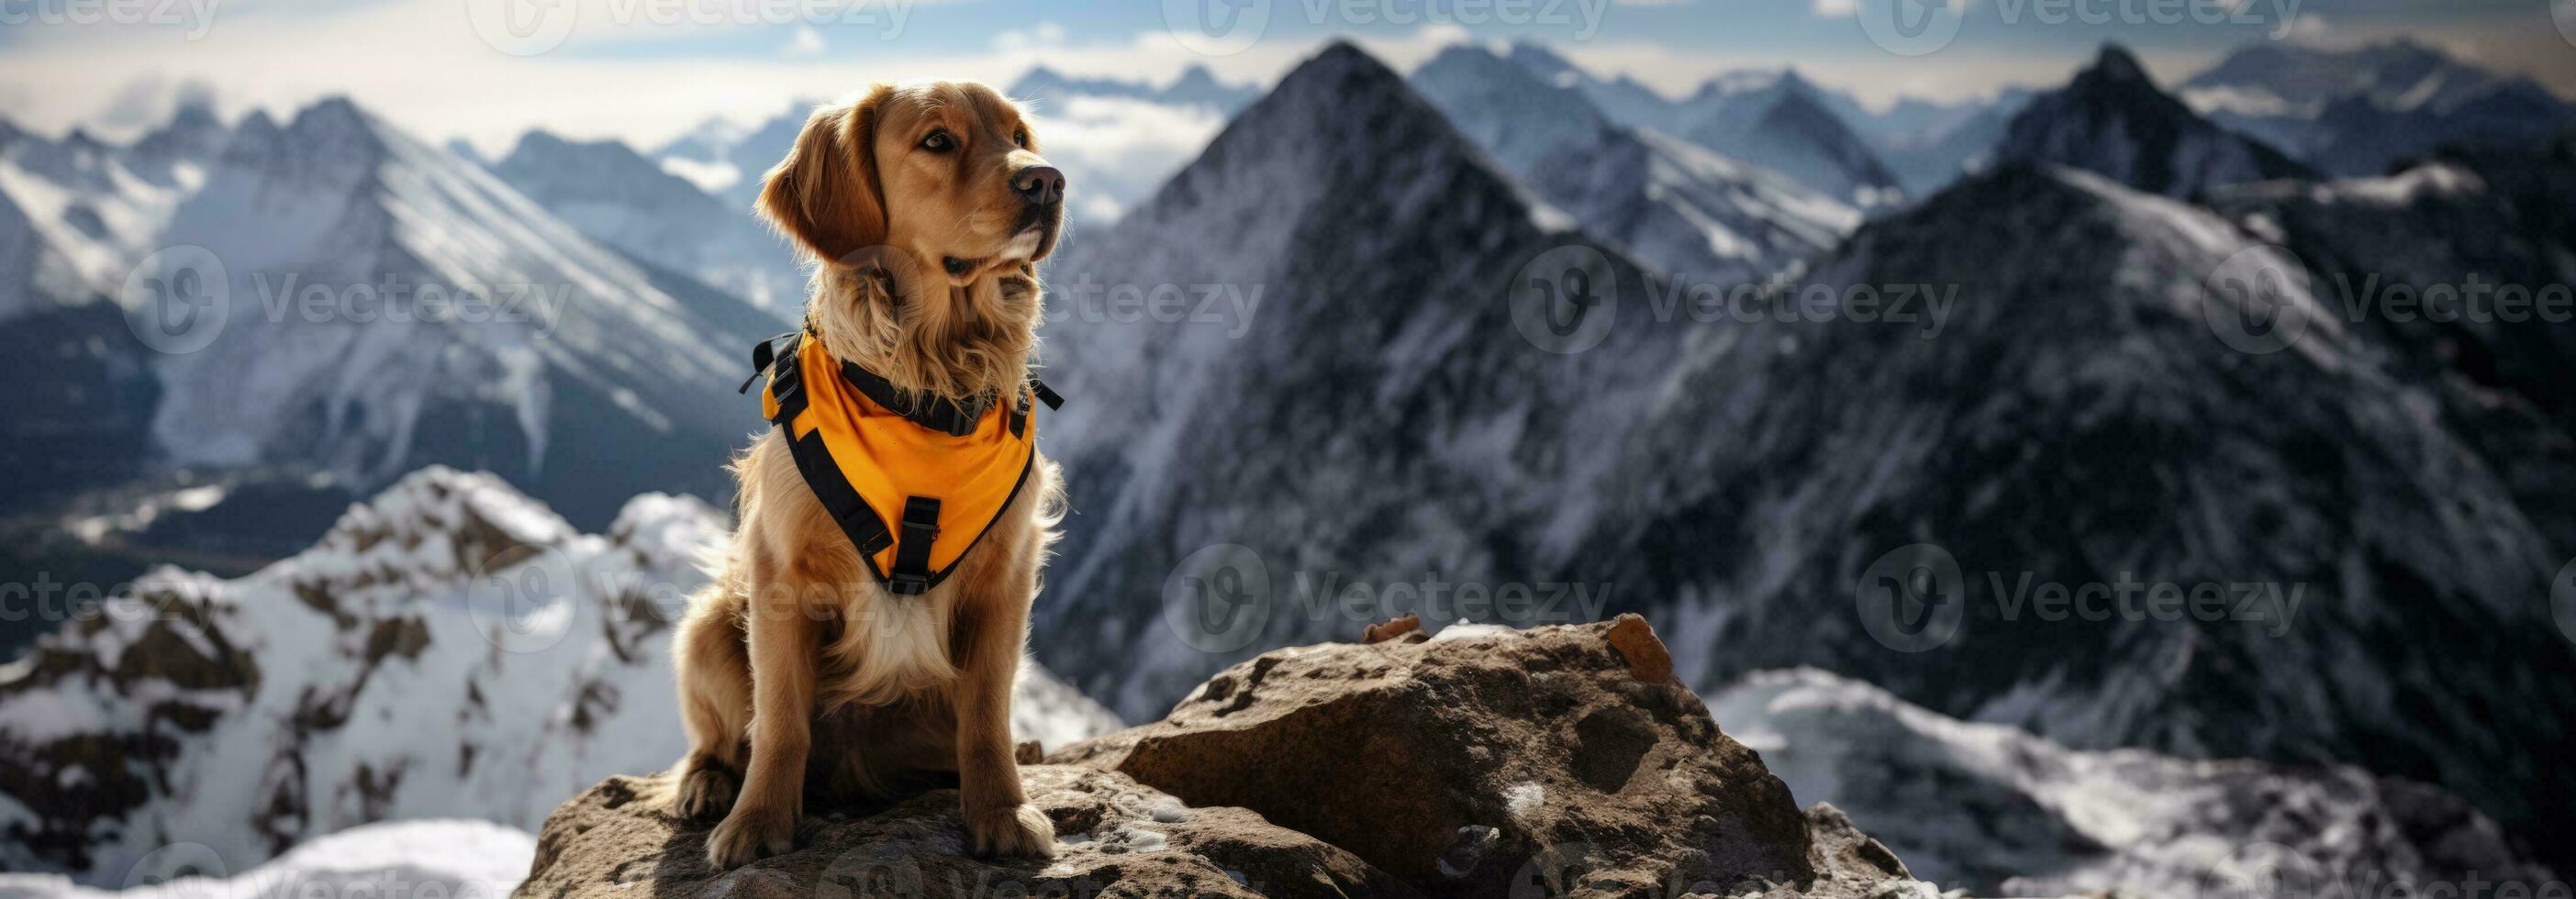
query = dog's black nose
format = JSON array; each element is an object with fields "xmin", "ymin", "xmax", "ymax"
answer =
[{"xmin": 1012, "ymin": 166, "xmax": 1065, "ymax": 206}]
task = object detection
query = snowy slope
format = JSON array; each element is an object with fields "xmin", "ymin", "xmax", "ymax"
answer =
[
  {"xmin": 1033, "ymin": 43, "xmax": 2576, "ymax": 864},
  {"xmin": 1411, "ymin": 43, "xmax": 1857, "ymax": 282},
  {"xmin": 2207, "ymin": 136, "xmax": 2576, "ymax": 543},
  {"xmin": 1994, "ymin": 44, "xmax": 2311, "ymax": 197},
  {"xmin": 1678, "ymin": 75, "xmax": 1908, "ymax": 209},
  {"xmin": 0, "ymin": 100, "xmax": 227, "ymax": 321},
  {"xmin": 143, "ymin": 97, "xmax": 777, "ymax": 529},
  {"xmin": 0, "ymin": 467, "xmax": 1120, "ymax": 882},
  {"xmin": 1501, "ymin": 44, "xmax": 1904, "ymax": 209},
  {"xmin": 0, "ymin": 819, "xmax": 535, "ymax": 899},
  {"xmin": 1557, "ymin": 161, "xmax": 2576, "ymax": 869},
  {"xmin": 488, "ymin": 131, "xmax": 802, "ymax": 314},
  {"xmin": 1033, "ymin": 41, "xmax": 1681, "ymax": 716},
  {"xmin": 1713, "ymin": 669, "xmax": 2559, "ymax": 897},
  {"xmin": 2180, "ymin": 39, "xmax": 2576, "ymax": 176}
]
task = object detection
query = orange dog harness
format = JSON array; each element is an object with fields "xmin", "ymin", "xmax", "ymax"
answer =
[{"xmin": 742, "ymin": 330, "xmax": 1061, "ymax": 595}]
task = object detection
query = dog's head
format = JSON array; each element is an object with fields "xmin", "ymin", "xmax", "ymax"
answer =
[
  {"xmin": 759, "ymin": 81, "xmax": 1063, "ymax": 399},
  {"xmin": 760, "ymin": 81, "xmax": 1065, "ymax": 278}
]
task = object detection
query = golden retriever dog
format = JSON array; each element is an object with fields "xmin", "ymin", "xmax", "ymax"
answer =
[{"xmin": 665, "ymin": 80, "xmax": 1067, "ymax": 869}]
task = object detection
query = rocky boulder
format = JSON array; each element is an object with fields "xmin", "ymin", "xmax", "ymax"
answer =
[{"xmin": 512, "ymin": 617, "xmax": 1933, "ymax": 899}]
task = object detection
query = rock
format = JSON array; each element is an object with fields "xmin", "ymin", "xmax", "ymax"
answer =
[
  {"xmin": 515, "ymin": 621, "xmax": 1930, "ymax": 899},
  {"xmin": 514, "ymin": 767, "xmax": 1413, "ymax": 899},
  {"xmin": 1056, "ymin": 620, "xmax": 1919, "ymax": 897},
  {"xmin": 1360, "ymin": 613, "xmax": 1423, "ymax": 644}
]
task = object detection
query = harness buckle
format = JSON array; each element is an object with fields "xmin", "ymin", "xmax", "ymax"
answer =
[{"xmin": 942, "ymin": 395, "xmax": 986, "ymax": 438}]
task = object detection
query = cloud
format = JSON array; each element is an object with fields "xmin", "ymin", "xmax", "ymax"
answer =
[
  {"xmin": 992, "ymin": 20, "xmax": 1066, "ymax": 52},
  {"xmin": 1023, "ymin": 94, "xmax": 1229, "ymax": 223},
  {"xmin": 82, "ymin": 74, "xmax": 220, "ymax": 141},
  {"xmin": 2282, "ymin": 12, "xmax": 2328, "ymax": 42},
  {"xmin": 782, "ymin": 25, "xmax": 825, "ymax": 56}
]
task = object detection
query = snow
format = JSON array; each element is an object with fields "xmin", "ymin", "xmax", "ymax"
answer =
[
  {"xmin": 0, "ymin": 467, "xmax": 1122, "ymax": 882},
  {"xmin": 139, "ymin": 97, "xmax": 773, "ymax": 504},
  {"xmin": 1712, "ymin": 668, "xmax": 2555, "ymax": 898},
  {"xmin": 0, "ymin": 820, "xmax": 535, "ymax": 899}
]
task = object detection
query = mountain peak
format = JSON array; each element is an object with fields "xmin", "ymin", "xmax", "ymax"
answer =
[
  {"xmin": 2090, "ymin": 44, "xmax": 2149, "ymax": 83},
  {"xmin": 282, "ymin": 95, "xmax": 387, "ymax": 157},
  {"xmin": 1504, "ymin": 40, "xmax": 1578, "ymax": 76},
  {"xmin": 1170, "ymin": 63, "xmax": 1219, "ymax": 89},
  {"xmin": 1997, "ymin": 42, "xmax": 2310, "ymax": 196},
  {"xmin": 1266, "ymin": 40, "xmax": 1406, "ymax": 108}
]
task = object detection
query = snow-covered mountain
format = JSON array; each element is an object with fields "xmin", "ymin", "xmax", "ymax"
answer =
[
  {"xmin": 1033, "ymin": 40, "xmax": 1686, "ymax": 716},
  {"xmin": 649, "ymin": 101, "xmax": 811, "ymax": 208},
  {"xmin": 2207, "ymin": 134, "xmax": 2576, "ymax": 546},
  {"xmin": 1411, "ymin": 44, "xmax": 1857, "ymax": 282},
  {"xmin": 1007, "ymin": 63, "xmax": 1258, "ymax": 114},
  {"xmin": 1031, "ymin": 36, "xmax": 2576, "ymax": 866},
  {"xmin": 0, "ymin": 467, "xmax": 1120, "ymax": 882},
  {"xmin": 1501, "ymin": 43, "xmax": 1904, "ymax": 209},
  {"xmin": 1556, "ymin": 161, "xmax": 2576, "ymax": 871},
  {"xmin": 1714, "ymin": 668, "xmax": 2559, "ymax": 897},
  {"xmin": 2180, "ymin": 39, "xmax": 2576, "ymax": 176},
  {"xmin": 1995, "ymin": 44, "xmax": 2311, "ymax": 197},
  {"xmin": 1675, "ymin": 71, "xmax": 1908, "ymax": 209},
  {"xmin": 488, "ymin": 130, "xmax": 801, "ymax": 313},
  {"xmin": 142, "ymin": 97, "xmax": 779, "ymax": 530},
  {"xmin": 0, "ymin": 98, "xmax": 229, "ymax": 322}
]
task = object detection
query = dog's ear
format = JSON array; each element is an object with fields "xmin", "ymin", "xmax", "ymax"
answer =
[{"xmin": 758, "ymin": 87, "xmax": 889, "ymax": 264}]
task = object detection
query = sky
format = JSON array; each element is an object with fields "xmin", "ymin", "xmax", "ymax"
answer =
[{"xmin": 0, "ymin": 0, "xmax": 2568, "ymax": 155}]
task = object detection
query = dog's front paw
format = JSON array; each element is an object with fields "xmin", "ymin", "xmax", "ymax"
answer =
[
  {"xmin": 671, "ymin": 758, "xmax": 738, "ymax": 822},
  {"xmin": 964, "ymin": 803, "xmax": 1056, "ymax": 858},
  {"xmin": 707, "ymin": 804, "xmax": 797, "ymax": 870}
]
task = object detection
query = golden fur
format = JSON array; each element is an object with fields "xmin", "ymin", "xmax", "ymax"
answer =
[{"xmin": 666, "ymin": 80, "xmax": 1067, "ymax": 869}]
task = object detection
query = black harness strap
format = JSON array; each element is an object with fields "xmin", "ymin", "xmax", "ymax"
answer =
[
  {"xmin": 888, "ymin": 496, "xmax": 942, "ymax": 595},
  {"xmin": 760, "ymin": 335, "xmax": 897, "ymax": 572}
]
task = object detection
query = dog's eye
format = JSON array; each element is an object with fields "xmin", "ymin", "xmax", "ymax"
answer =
[
  {"xmin": 920, "ymin": 130, "xmax": 954, "ymax": 153},
  {"xmin": 1012, "ymin": 128, "xmax": 1029, "ymax": 148}
]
